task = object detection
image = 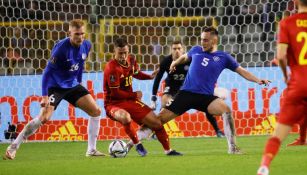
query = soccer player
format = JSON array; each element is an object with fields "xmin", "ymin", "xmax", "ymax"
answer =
[
  {"xmin": 4, "ymin": 19, "xmax": 105, "ymax": 160},
  {"xmin": 157, "ymin": 27, "xmax": 270, "ymax": 154},
  {"xmin": 103, "ymin": 37, "xmax": 181, "ymax": 156},
  {"xmin": 257, "ymin": 0, "xmax": 307, "ymax": 173},
  {"xmin": 271, "ymin": 58, "xmax": 307, "ymax": 147},
  {"xmin": 150, "ymin": 40, "xmax": 224, "ymax": 137}
]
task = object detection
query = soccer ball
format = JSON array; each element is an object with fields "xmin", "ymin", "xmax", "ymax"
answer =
[{"xmin": 108, "ymin": 140, "xmax": 128, "ymax": 158}]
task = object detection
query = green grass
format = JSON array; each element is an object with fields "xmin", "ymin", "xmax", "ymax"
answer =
[{"xmin": 0, "ymin": 135, "xmax": 307, "ymax": 175}]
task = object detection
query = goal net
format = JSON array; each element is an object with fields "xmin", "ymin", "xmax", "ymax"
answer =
[{"xmin": 0, "ymin": 0, "xmax": 297, "ymax": 141}]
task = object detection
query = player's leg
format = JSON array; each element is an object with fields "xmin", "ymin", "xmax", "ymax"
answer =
[
  {"xmin": 106, "ymin": 105, "xmax": 146, "ymax": 156},
  {"xmin": 257, "ymin": 95, "xmax": 305, "ymax": 175},
  {"xmin": 299, "ymin": 119, "xmax": 307, "ymax": 143},
  {"xmin": 135, "ymin": 94, "xmax": 174, "ymax": 141},
  {"xmin": 287, "ymin": 118, "xmax": 307, "ymax": 146},
  {"xmin": 74, "ymin": 93, "xmax": 105, "ymax": 156},
  {"xmin": 205, "ymin": 113, "xmax": 224, "ymax": 137},
  {"xmin": 141, "ymin": 111, "xmax": 182, "ymax": 156},
  {"xmin": 212, "ymin": 87, "xmax": 229, "ymax": 137},
  {"xmin": 5, "ymin": 101, "xmax": 54, "ymax": 160},
  {"xmin": 158, "ymin": 91, "xmax": 191, "ymax": 125},
  {"xmin": 257, "ymin": 123, "xmax": 292, "ymax": 175},
  {"xmin": 137, "ymin": 94, "xmax": 173, "ymax": 140},
  {"xmin": 207, "ymin": 98, "xmax": 240, "ymax": 154},
  {"xmin": 161, "ymin": 94, "xmax": 172, "ymax": 108}
]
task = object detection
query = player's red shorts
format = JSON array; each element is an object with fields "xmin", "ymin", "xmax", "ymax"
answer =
[
  {"xmin": 105, "ymin": 100, "xmax": 152, "ymax": 124},
  {"xmin": 278, "ymin": 87, "xmax": 307, "ymax": 126}
]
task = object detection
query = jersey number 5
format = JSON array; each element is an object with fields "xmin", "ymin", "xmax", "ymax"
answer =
[
  {"xmin": 296, "ymin": 32, "xmax": 307, "ymax": 65},
  {"xmin": 201, "ymin": 57, "xmax": 210, "ymax": 67}
]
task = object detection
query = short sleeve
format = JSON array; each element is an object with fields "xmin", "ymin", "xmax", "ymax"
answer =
[
  {"xmin": 50, "ymin": 43, "xmax": 65, "ymax": 65},
  {"xmin": 187, "ymin": 46, "xmax": 198, "ymax": 59},
  {"xmin": 225, "ymin": 53, "xmax": 239, "ymax": 71}
]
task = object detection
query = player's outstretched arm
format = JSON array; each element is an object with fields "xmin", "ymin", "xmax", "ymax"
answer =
[
  {"xmin": 169, "ymin": 53, "xmax": 190, "ymax": 73},
  {"xmin": 235, "ymin": 66, "xmax": 271, "ymax": 86}
]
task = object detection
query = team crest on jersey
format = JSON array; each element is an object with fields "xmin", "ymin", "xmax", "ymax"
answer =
[
  {"xmin": 82, "ymin": 53, "xmax": 87, "ymax": 60},
  {"xmin": 110, "ymin": 75, "xmax": 116, "ymax": 83},
  {"xmin": 213, "ymin": 56, "xmax": 220, "ymax": 62},
  {"xmin": 184, "ymin": 65, "xmax": 189, "ymax": 70}
]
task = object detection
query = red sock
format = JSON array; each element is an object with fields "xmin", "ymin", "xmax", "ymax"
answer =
[
  {"xmin": 260, "ymin": 137, "xmax": 281, "ymax": 167},
  {"xmin": 299, "ymin": 121, "xmax": 307, "ymax": 143},
  {"xmin": 154, "ymin": 126, "xmax": 170, "ymax": 151},
  {"xmin": 123, "ymin": 123, "xmax": 139, "ymax": 144}
]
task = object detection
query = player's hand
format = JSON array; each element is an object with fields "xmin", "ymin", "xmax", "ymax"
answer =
[
  {"xmin": 169, "ymin": 61, "xmax": 177, "ymax": 73},
  {"xmin": 150, "ymin": 67, "xmax": 160, "ymax": 79},
  {"xmin": 135, "ymin": 91, "xmax": 143, "ymax": 100},
  {"xmin": 258, "ymin": 79, "xmax": 271, "ymax": 86},
  {"xmin": 150, "ymin": 95, "xmax": 157, "ymax": 110},
  {"xmin": 40, "ymin": 96, "xmax": 50, "ymax": 107}
]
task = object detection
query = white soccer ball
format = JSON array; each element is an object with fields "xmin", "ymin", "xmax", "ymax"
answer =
[{"xmin": 108, "ymin": 140, "xmax": 128, "ymax": 158}]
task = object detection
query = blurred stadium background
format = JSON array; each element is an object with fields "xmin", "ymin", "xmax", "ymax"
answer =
[{"xmin": 0, "ymin": 0, "xmax": 298, "ymax": 143}]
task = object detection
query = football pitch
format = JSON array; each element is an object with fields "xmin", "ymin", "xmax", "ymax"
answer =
[{"xmin": 0, "ymin": 135, "xmax": 307, "ymax": 175}]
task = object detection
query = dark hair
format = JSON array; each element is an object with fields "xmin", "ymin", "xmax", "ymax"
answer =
[
  {"xmin": 172, "ymin": 40, "xmax": 182, "ymax": 45},
  {"xmin": 300, "ymin": 0, "xmax": 307, "ymax": 6},
  {"xmin": 114, "ymin": 38, "xmax": 128, "ymax": 48},
  {"xmin": 202, "ymin": 27, "xmax": 218, "ymax": 36}
]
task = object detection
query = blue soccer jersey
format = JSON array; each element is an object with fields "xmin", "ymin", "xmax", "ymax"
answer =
[
  {"xmin": 181, "ymin": 45, "xmax": 239, "ymax": 95},
  {"xmin": 42, "ymin": 37, "xmax": 91, "ymax": 96}
]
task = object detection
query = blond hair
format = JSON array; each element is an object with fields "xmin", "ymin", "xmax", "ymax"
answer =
[{"xmin": 69, "ymin": 19, "xmax": 85, "ymax": 28}]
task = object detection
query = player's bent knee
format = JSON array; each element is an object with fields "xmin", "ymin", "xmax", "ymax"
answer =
[
  {"xmin": 120, "ymin": 116, "xmax": 132, "ymax": 125},
  {"xmin": 114, "ymin": 109, "xmax": 131, "ymax": 125},
  {"xmin": 148, "ymin": 118, "xmax": 162, "ymax": 130},
  {"xmin": 88, "ymin": 107, "xmax": 101, "ymax": 117},
  {"xmin": 94, "ymin": 107, "xmax": 102, "ymax": 116},
  {"xmin": 224, "ymin": 105, "xmax": 231, "ymax": 113},
  {"xmin": 150, "ymin": 120, "xmax": 162, "ymax": 130},
  {"xmin": 39, "ymin": 114, "xmax": 50, "ymax": 124}
]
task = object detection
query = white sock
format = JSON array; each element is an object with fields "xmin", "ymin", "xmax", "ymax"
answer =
[
  {"xmin": 137, "ymin": 127, "xmax": 153, "ymax": 140},
  {"xmin": 164, "ymin": 149, "xmax": 172, "ymax": 154},
  {"xmin": 222, "ymin": 112, "xmax": 236, "ymax": 149},
  {"xmin": 13, "ymin": 117, "xmax": 42, "ymax": 149},
  {"xmin": 87, "ymin": 116, "xmax": 100, "ymax": 152}
]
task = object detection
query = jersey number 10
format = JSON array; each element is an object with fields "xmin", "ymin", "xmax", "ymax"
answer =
[{"xmin": 124, "ymin": 76, "xmax": 133, "ymax": 86}]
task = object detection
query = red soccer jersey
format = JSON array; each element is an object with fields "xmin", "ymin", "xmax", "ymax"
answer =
[
  {"xmin": 278, "ymin": 13, "xmax": 307, "ymax": 89},
  {"xmin": 103, "ymin": 55, "xmax": 152, "ymax": 105}
]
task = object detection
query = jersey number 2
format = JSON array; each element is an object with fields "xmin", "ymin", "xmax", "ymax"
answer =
[{"xmin": 296, "ymin": 32, "xmax": 307, "ymax": 65}]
